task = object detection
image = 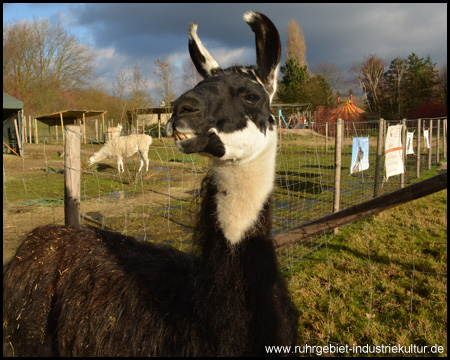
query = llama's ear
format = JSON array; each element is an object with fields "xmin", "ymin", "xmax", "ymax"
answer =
[
  {"xmin": 244, "ymin": 12, "xmax": 281, "ymax": 98},
  {"xmin": 189, "ymin": 23, "xmax": 221, "ymax": 79}
]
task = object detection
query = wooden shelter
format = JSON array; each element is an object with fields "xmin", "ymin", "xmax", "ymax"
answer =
[
  {"xmin": 3, "ymin": 92, "xmax": 24, "ymax": 156},
  {"xmin": 34, "ymin": 110, "xmax": 107, "ymax": 143}
]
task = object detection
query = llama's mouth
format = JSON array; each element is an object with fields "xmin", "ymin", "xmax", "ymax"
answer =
[{"xmin": 173, "ymin": 130, "xmax": 196, "ymax": 141}]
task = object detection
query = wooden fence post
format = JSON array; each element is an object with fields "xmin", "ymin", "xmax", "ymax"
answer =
[
  {"xmin": 416, "ymin": 118, "xmax": 421, "ymax": 178},
  {"xmin": 325, "ymin": 122, "xmax": 328, "ymax": 153},
  {"xmin": 34, "ymin": 118, "xmax": 39, "ymax": 144},
  {"xmin": 102, "ymin": 113, "xmax": 105, "ymax": 142},
  {"xmin": 29, "ymin": 116, "xmax": 32, "ymax": 143},
  {"xmin": 333, "ymin": 118, "xmax": 343, "ymax": 234},
  {"xmin": 14, "ymin": 118, "xmax": 23, "ymax": 156},
  {"xmin": 23, "ymin": 114, "xmax": 27, "ymax": 144},
  {"xmin": 21, "ymin": 111, "xmax": 26, "ymax": 148},
  {"xmin": 82, "ymin": 113, "xmax": 87, "ymax": 144},
  {"xmin": 444, "ymin": 119, "xmax": 447, "ymax": 159},
  {"xmin": 373, "ymin": 118, "xmax": 384, "ymax": 197},
  {"xmin": 158, "ymin": 113, "xmax": 162, "ymax": 139},
  {"xmin": 60, "ymin": 112, "xmax": 65, "ymax": 143},
  {"xmin": 64, "ymin": 125, "xmax": 81, "ymax": 227},
  {"xmin": 436, "ymin": 118, "xmax": 440, "ymax": 163},
  {"xmin": 428, "ymin": 119, "xmax": 433, "ymax": 170}
]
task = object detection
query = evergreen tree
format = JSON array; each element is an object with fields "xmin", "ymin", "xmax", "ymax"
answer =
[
  {"xmin": 305, "ymin": 74, "xmax": 334, "ymax": 109},
  {"xmin": 277, "ymin": 58, "xmax": 309, "ymax": 103},
  {"xmin": 403, "ymin": 53, "xmax": 438, "ymax": 114}
]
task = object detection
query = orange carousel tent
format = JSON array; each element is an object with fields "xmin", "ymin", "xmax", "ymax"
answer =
[
  {"xmin": 331, "ymin": 96, "xmax": 365, "ymax": 121},
  {"xmin": 313, "ymin": 96, "xmax": 366, "ymax": 136}
]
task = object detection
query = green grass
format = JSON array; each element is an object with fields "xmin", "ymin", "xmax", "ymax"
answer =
[
  {"xmin": 284, "ymin": 186, "xmax": 447, "ymax": 356},
  {"xmin": 4, "ymin": 173, "xmax": 65, "ymax": 203}
]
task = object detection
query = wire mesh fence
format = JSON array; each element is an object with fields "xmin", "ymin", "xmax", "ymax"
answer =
[
  {"xmin": 273, "ymin": 117, "xmax": 447, "ymax": 236},
  {"xmin": 273, "ymin": 117, "xmax": 447, "ymax": 354},
  {"xmin": 3, "ymin": 115, "xmax": 447, "ymax": 354}
]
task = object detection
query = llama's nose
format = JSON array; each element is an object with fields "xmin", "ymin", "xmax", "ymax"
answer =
[{"xmin": 166, "ymin": 97, "xmax": 202, "ymax": 137}]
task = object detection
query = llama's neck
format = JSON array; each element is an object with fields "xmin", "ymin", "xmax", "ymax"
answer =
[
  {"xmin": 94, "ymin": 146, "xmax": 109, "ymax": 162},
  {"xmin": 194, "ymin": 130, "xmax": 281, "ymax": 353},
  {"xmin": 211, "ymin": 129, "xmax": 277, "ymax": 245}
]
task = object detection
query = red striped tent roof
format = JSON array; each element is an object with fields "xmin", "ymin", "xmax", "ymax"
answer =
[{"xmin": 331, "ymin": 100, "xmax": 365, "ymax": 121}]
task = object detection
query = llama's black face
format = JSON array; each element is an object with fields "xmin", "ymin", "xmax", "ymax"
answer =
[
  {"xmin": 166, "ymin": 12, "xmax": 281, "ymax": 164},
  {"xmin": 167, "ymin": 69, "xmax": 275, "ymax": 160}
]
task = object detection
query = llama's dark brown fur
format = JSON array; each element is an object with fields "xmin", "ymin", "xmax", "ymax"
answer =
[{"xmin": 3, "ymin": 175, "xmax": 298, "ymax": 356}]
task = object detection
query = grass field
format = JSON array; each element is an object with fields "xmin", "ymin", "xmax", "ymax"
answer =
[
  {"xmin": 285, "ymin": 180, "xmax": 447, "ymax": 356},
  {"xmin": 3, "ymin": 131, "xmax": 447, "ymax": 355}
]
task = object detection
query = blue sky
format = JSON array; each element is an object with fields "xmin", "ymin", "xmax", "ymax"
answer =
[{"xmin": 3, "ymin": 3, "xmax": 447, "ymax": 99}]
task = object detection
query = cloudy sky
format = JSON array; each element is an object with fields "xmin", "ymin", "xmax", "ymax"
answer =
[{"xmin": 3, "ymin": 3, "xmax": 447, "ymax": 100}]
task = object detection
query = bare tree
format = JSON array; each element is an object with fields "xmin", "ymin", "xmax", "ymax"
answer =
[
  {"xmin": 112, "ymin": 63, "xmax": 130, "ymax": 123},
  {"xmin": 181, "ymin": 59, "xmax": 201, "ymax": 93},
  {"xmin": 3, "ymin": 20, "xmax": 36, "ymax": 109},
  {"xmin": 312, "ymin": 62, "xmax": 346, "ymax": 100},
  {"xmin": 350, "ymin": 54, "xmax": 386, "ymax": 114},
  {"xmin": 3, "ymin": 18, "xmax": 95, "ymax": 113},
  {"xmin": 128, "ymin": 62, "xmax": 152, "ymax": 132},
  {"xmin": 285, "ymin": 19, "xmax": 307, "ymax": 68},
  {"xmin": 153, "ymin": 58, "xmax": 176, "ymax": 108},
  {"xmin": 350, "ymin": 63, "xmax": 370, "ymax": 111}
]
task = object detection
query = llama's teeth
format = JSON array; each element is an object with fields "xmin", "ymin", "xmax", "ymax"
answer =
[
  {"xmin": 174, "ymin": 131, "xmax": 182, "ymax": 140},
  {"xmin": 174, "ymin": 131, "xmax": 194, "ymax": 141}
]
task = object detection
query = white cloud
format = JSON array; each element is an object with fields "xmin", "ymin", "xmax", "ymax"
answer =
[
  {"xmin": 210, "ymin": 47, "xmax": 254, "ymax": 68},
  {"xmin": 91, "ymin": 47, "xmax": 130, "ymax": 93}
]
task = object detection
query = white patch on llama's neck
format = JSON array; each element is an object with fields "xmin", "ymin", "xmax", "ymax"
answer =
[
  {"xmin": 210, "ymin": 119, "xmax": 272, "ymax": 164},
  {"xmin": 212, "ymin": 124, "xmax": 277, "ymax": 245}
]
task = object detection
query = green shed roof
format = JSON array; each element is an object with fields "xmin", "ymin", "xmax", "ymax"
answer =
[{"xmin": 3, "ymin": 92, "xmax": 23, "ymax": 110}]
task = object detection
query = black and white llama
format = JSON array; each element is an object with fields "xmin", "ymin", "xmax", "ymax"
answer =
[{"xmin": 3, "ymin": 12, "xmax": 298, "ymax": 357}]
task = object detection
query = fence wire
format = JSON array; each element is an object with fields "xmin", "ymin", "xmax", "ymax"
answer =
[{"xmin": 3, "ymin": 116, "xmax": 447, "ymax": 355}]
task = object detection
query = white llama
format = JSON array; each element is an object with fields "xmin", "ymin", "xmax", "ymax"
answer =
[
  {"xmin": 107, "ymin": 123, "xmax": 123, "ymax": 141},
  {"xmin": 89, "ymin": 134, "xmax": 152, "ymax": 173}
]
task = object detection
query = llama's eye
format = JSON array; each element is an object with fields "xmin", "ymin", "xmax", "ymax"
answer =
[
  {"xmin": 243, "ymin": 94, "xmax": 260, "ymax": 103},
  {"xmin": 179, "ymin": 106, "xmax": 199, "ymax": 115}
]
